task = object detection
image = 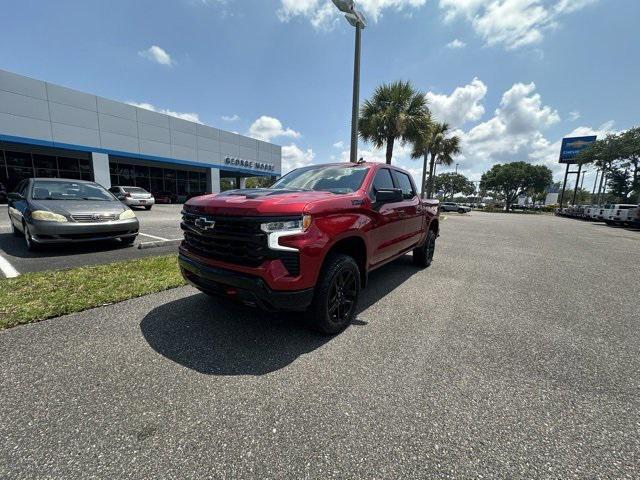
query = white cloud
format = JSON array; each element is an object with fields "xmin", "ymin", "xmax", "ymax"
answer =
[
  {"xmin": 277, "ymin": 0, "xmax": 428, "ymax": 29},
  {"xmin": 282, "ymin": 143, "xmax": 315, "ymax": 173},
  {"xmin": 446, "ymin": 38, "xmax": 467, "ymax": 48},
  {"xmin": 138, "ymin": 45, "xmax": 174, "ymax": 66},
  {"xmin": 333, "ymin": 140, "xmax": 345, "ymax": 149},
  {"xmin": 127, "ymin": 102, "xmax": 202, "ymax": 123},
  {"xmin": 453, "ymin": 81, "xmax": 560, "ymax": 175},
  {"xmin": 248, "ymin": 115, "xmax": 301, "ymax": 142},
  {"xmin": 568, "ymin": 111, "xmax": 581, "ymax": 121},
  {"xmin": 221, "ymin": 114, "xmax": 240, "ymax": 122},
  {"xmin": 426, "ymin": 77, "xmax": 487, "ymax": 127},
  {"xmin": 439, "ymin": 0, "xmax": 598, "ymax": 50}
]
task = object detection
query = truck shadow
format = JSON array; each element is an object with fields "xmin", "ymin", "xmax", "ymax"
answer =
[{"xmin": 140, "ymin": 255, "xmax": 420, "ymax": 376}]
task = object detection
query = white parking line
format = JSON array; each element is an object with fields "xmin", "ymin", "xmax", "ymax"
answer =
[
  {"xmin": 138, "ymin": 232, "xmax": 171, "ymax": 241},
  {"xmin": 0, "ymin": 253, "xmax": 20, "ymax": 279}
]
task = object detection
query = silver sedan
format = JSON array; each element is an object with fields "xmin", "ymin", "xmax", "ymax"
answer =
[{"xmin": 7, "ymin": 178, "xmax": 139, "ymax": 251}]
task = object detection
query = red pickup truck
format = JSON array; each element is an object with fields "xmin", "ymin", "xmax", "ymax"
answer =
[{"xmin": 179, "ymin": 162, "xmax": 439, "ymax": 334}]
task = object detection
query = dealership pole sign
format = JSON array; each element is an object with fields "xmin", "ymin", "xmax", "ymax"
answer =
[{"xmin": 558, "ymin": 136, "xmax": 597, "ymax": 164}]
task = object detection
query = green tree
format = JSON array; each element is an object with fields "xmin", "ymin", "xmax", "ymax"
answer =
[
  {"xmin": 619, "ymin": 127, "xmax": 640, "ymax": 202},
  {"xmin": 576, "ymin": 133, "xmax": 626, "ymax": 203},
  {"xmin": 480, "ymin": 162, "xmax": 553, "ymax": 212},
  {"xmin": 359, "ymin": 81, "xmax": 430, "ymax": 165},
  {"xmin": 434, "ymin": 173, "xmax": 475, "ymax": 201},
  {"xmin": 411, "ymin": 122, "xmax": 461, "ymax": 198},
  {"xmin": 607, "ymin": 169, "xmax": 632, "ymax": 201}
]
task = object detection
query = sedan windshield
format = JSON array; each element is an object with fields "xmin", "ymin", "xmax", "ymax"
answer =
[
  {"xmin": 271, "ymin": 165, "xmax": 370, "ymax": 194},
  {"xmin": 31, "ymin": 180, "xmax": 116, "ymax": 201}
]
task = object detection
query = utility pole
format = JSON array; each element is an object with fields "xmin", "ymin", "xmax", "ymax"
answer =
[
  {"xmin": 591, "ymin": 169, "xmax": 599, "ymax": 203},
  {"xmin": 571, "ymin": 163, "xmax": 582, "ymax": 205},
  {"xmin": 558, "ymin": 163, "xmax": 570, "ymax": 210},
  {"xmin": 332, "ymin": 1, "xmax": 366, "ymax": 163}
]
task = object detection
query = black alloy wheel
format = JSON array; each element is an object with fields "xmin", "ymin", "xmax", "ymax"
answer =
[
  {"xmin": 309, "ymin": 253, "xmax": 361, "ymax": 335},
  {"xmin": 328, "ymin": 268, "xmax": 358, "ymax": 326},
  {"xmin": 413, "ymin": 229, "xmax": 436, "ymax": 268}
]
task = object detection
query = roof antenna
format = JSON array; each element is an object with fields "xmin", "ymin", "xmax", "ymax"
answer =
[{"xmin": 357, "ymin": 157, "xmax": 365, "ymax": 164}]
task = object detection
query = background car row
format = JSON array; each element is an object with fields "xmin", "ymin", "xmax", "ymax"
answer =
[{"xmin": 558, "ymin": 203, "xmax": 640, "ymax": 226}]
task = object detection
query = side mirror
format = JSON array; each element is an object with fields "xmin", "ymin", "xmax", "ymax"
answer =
[
  {"xmin": 7, "ymin": 192, "xmax": 24, "ymax": 201},
  {"xmin": 375, "ymin": 188, "xmax": 403, "ymax": 204}
]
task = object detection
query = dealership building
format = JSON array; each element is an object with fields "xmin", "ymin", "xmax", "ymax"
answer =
[{"xmin": 0, "ymin": 68, "xmax": 281, "ymax": 199}]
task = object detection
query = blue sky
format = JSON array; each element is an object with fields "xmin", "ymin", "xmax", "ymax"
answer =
[{"xmin": 3, "ymin": 0, "xmax": 639, "ymax": 188}]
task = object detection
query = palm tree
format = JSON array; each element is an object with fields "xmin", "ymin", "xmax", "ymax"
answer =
[
  {"xmin": 411, "ymin": 122, "xmax": 461, "ymax": 198},
  {"xmin": 359, "ymin": 81, "xmax": 430, "ymax": 165}
]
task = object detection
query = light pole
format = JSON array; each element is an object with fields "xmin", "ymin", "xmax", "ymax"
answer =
[
  {"xmin": 455, "ymin": 163, "xmax": 459, "ymax": 174},
  {"xmin": 332, "ymin": 0, "xmax": 367, "ymax": 163}
]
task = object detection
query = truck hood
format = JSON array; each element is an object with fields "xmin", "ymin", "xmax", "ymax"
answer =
[{"xmin": 186, "ymin": 189, "xmax": 337, "ymax": 216}]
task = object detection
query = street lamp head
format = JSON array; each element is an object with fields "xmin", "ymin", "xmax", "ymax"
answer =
[
  {"xmin": 332, "ymin": 0, "xmax": 355, "ymax": 13},
  {"xmin": 333, "ymin": 0, "xmax": 367, "ymax": 28},
  {"xmin": 344, "ymin": 10, "xmax": 367, "ymax": 28}
]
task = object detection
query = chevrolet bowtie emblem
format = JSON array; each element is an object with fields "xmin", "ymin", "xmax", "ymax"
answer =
[{"xmin": 195, "ymin": 217, "xmax": 215, "ymax": 230}]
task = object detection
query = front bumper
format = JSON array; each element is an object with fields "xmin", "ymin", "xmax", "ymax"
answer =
[
  {"xmin": 29, "ymin": 218, "xmax": 139, "ymax": 243},
  {"xmin": 179, "ymin": 254, "xmax": 314, "ymax": 311}
]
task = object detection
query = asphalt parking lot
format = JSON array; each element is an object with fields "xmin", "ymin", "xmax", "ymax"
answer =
[
  {"xmin": 0, "ymin": 204, "xmax": 184, "ymax": 276},
  {"xmin": 1, "ymin": 212, "xmax": 639, "ymax": 478}
]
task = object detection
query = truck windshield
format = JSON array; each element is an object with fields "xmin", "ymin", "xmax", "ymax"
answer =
[{"xmin": 271, "ymin": 165, "xmax": 370, "ymax": 194}]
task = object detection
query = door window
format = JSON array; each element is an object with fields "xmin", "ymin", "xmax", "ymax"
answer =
[
  {"xmin": 372, "ymin": 168, "xmax": 395, "ymax": 193},
  {"xmin": 395, "ymin": 172, "xmax": 416, "ymax": 199}
]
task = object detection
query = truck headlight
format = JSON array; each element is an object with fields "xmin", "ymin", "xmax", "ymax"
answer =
[
  {"xmin": 31, "ymin": 210, "xmax": 68, "ymax": 223},
  {"xmin": 119, "ymin": 209, "xmax": 137, "ymax": 220},
  {"xmin": 261, "ymin": 215, "xmax": 311, "ymax": 252},
  {"xmin": 260, "ymin": 215, "xmax": 311, "ymax": 233}
]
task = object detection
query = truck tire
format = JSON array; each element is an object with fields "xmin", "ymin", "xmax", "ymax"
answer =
[
  {"xmin": 309, "ymin": 253, "xmax": 361, "ymax": 335},
  {"xmin": 413, "ymin": 229, "xmax": 436, "ymax": 268}
]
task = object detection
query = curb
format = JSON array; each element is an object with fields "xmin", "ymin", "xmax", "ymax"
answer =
[{"xmin": 138, "ymin": 239, "xmax": 182, "ymax": 250}]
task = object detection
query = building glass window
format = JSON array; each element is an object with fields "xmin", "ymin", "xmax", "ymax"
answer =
[
  {"xmin": 0, "ymin": 144, "xmax": 93, "ymax": 192},
  {"xmin": 107, "ymin": 158, "xmax": 208, "ymax": 200},
  {"xmin": 33, "ymin": 154, "xmax": 57, "ymax": 170},
  {"xmin": 58, "ymin": 157, "xmax": 79, "ymax": 172},
  {"xmin": 150, "ymin": 177, "xmax": 164, "ymax": 193},
  {"xmin": 79, "ymin": 159, "xmax": 93, "ymax": 180}
]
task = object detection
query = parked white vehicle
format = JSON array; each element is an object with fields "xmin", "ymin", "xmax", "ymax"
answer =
[
  {"xmin": 605, "ymin": 204, "xmax": 637, "ymax": 224},
  {"xmin": 109, "ymin": 186, "xmax": 155, "ymax": 210},
  {"xmin": 620, "ymin": 205, "xmax": 639, "ymax": 226},
  {"xmin": 584, "ymin": 205, "xmax": 598, "ymax": 219},
  {"xmin": 596, "ymin": 204, "xmax": 612, "ymax": 221}
]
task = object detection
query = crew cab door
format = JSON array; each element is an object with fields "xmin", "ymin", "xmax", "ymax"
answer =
[
  {"xmin": 368, "ymin": 168, "xmax": 405, "ymax": 265},
  {"xmin": 391, "ymin": 169, "xmax": 424, "ymax": 252}
]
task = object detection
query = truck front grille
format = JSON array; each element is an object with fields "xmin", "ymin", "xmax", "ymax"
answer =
[{"xmin": 181, "ymin": 213, "xmax": 300, "ymax": 275}]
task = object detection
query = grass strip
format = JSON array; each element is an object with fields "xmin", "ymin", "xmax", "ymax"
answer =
[{"xmin": 0, "ymin": 254, "xmax": 185, "ymax": 330}]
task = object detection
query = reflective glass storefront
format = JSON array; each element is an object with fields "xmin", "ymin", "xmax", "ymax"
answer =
[
  {"xmin": 0, "ymin": 142, "xmax": 93, "ymax": 196},
  {"xmin": 109, "ymin": 156, "xmax": 207, "ymax": 201}
]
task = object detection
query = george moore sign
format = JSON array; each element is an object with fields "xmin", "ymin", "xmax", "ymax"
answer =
[{"xmin": 225, "ymin": 156, "xmax": 275, "ymax": 172}]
